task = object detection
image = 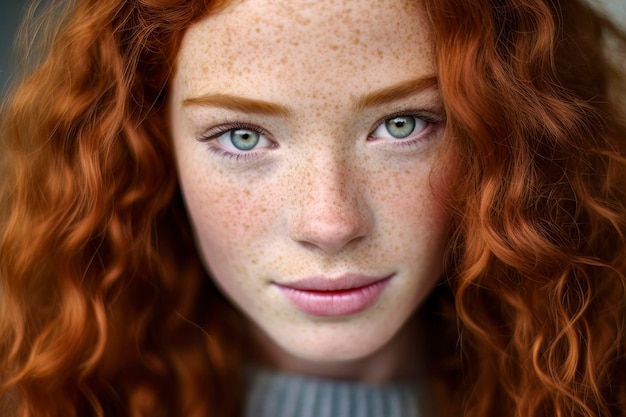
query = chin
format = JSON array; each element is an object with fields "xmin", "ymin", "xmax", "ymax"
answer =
[{"xmin": 253, "ymin": 312, "xmax": 415, "ymax": 380}]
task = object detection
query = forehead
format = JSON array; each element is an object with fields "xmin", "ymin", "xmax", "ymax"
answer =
[{"xmin": 173, "ymin": 0, "xmax": 435, "ymax": 102}]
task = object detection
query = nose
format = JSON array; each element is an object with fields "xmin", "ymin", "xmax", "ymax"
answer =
[{"xmin": 288, "ymin": 154, "xmax": 372, "ymax": 254}]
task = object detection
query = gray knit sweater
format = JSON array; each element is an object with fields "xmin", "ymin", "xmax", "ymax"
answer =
[{"xmin": 244, "ymin": 369, "xmax": 433, "ymax": 417}]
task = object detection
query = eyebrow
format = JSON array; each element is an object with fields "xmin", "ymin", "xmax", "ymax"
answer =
[
  {"xmin": 354, "ymin": 75, "xmax": 439, "ymax": 112},
  {"xmin": 182, "ymin": 93, "xmax": 293, "ymax": 117},
  {"xmin": 182, "ymin": 75, "xmax": 438, "ymax": 116}
]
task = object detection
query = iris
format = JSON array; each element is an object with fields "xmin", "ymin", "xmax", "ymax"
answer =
[
  {"xmin": 231, "ymin": 128, "xmax": 260, "ymax": 150},
  {"xmin": 385, "ymin": 116, "xmax": 416, "ymax": 138}
]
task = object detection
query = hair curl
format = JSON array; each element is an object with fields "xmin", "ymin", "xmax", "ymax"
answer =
[
  {"xmin": 424, "ymin": 0, "xmax": 626, "ymax": 416},
  {"xmin": 1, "ymin": 1, "xmax": 241, "ymax": 416},
  {"xmin": 1, "ymin": 0, "xmax": 625, "ymax": 416}
]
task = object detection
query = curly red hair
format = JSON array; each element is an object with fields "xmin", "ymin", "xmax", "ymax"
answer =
[
  {"xmin": 1, "ymin": 0, "xmax": 625, "ymax": 416},
  {"xmin": 1, "ymin": 1, "xmax": 240, "ymax": 416},
  {"xmin": 425, "ymin": 0, "xmax": 626, "ymax": 416}
]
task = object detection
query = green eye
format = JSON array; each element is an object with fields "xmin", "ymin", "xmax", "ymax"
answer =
[
  {"xmin": 231, "ymin": 128, "xmax": 260, "ymax": 150},
  {"xmin": 210, "ymin": 124, "xmax": 273, "ymax": 157},
  {"xmin": 372, "ymin": 115, "xmax": 428, "ymax": 141},
  {"xmin": 385, "ymin": 116, "xmax": 416, "ymax": 138}
]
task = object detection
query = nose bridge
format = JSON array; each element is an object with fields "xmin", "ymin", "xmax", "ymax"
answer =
[
  {"xmin": 289, "ymin": 147, "xmax": 371, "ymax": 253},
  {"xmin": 308, "ymin": 150, "xmax": 349, "ymax": 204}
]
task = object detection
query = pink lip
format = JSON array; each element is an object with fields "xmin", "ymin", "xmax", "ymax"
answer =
[{"xmin": 274, "ymin": 274, "xmax": 393, "ymax": 317}]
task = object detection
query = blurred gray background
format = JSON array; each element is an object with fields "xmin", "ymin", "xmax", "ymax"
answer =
[{"xmin": 1, "ymin": 0, "xmax": 626, "ymax": 98}]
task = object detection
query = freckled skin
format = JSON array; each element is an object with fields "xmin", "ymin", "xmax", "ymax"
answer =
[{"xmin": 169, "ymin": 0, "xmax": 450, "ymax": 381}]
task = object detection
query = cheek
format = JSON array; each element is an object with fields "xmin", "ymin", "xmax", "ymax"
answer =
[
  {"xmin": 374, "ymin": 166, "xmax": 449, "ymax": 245},
  {"xmin": 180, "ymin": 169, "xmax": 279, "ymax": 274}
]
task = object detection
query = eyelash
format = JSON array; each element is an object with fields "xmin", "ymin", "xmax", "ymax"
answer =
[
  {"xmin": 368, "ymin": 109, "xmax": 445, "ymax": 148},
  {"xmin": 197, "ymin": 110, "xmax": 446, "ymax": 163},
  {"xmin": 198, "ymin": 122, "xmax": 273, "ymax": 163}
]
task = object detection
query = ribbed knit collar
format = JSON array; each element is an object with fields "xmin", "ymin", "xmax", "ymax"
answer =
[{"xmin": 244, "ymin": 368, "xmax": 433, "ymax": 417}]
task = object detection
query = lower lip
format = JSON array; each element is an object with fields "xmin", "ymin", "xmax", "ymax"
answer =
[{"xmin": 275, "ymin": 277, "xmax": 392, "ymax": 317}]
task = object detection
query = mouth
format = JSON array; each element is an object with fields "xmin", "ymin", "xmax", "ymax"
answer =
[{"xmin": 273, "ymin": 273, "xmax": 394, "ymax": 317}]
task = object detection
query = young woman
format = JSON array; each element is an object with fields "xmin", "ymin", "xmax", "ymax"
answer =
[{"xmin": 1, "ymin": 0, "xmax": 625, "ymax": 416}]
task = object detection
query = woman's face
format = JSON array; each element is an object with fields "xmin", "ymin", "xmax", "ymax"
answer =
[{"xmin": 169, "ymin": 0, "xmax": 449, "ymax": 374}]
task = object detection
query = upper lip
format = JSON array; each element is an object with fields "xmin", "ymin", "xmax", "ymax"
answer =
[{"xmin": 275, "ymin": 273, "xmax": 393, "ymax": 292}]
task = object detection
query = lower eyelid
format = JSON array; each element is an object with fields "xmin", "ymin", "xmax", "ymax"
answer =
[
  {"xmin": 203, "ymin": 133, "xmax": 277, "ymax": 164},
  {"xmin": 371, "ymin": 124, "xmax": 444, "ymax": 152},
  {"xmin": 206, "ymin": 142, "xmax": 269, "ymax": 162}
]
